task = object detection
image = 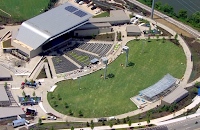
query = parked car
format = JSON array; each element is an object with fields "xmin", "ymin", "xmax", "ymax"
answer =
[
  {"xmin": 91, "ymin": 6, "xmax": 97, "ymax": 10},
  {"xmin": 47, "ymin": 116, "xmax": 57, "ymax": 120},
  {"xmin": 98, "ymin": 117, "xmax": 107, "ymax": 122},
  {"xmin": 87, "ymin": 3, "xmax": 92, "ymax": 7},
  {"xmin": 74, "ymin": 0, "xmax": 81, "ymax": 3},
  {"xmin": 95, "ymin": 10, "xmax": 100, "ymax": 14},
  {"xmin": 79, "ymin": 1, "xmax": 84, "ymax": 5}
]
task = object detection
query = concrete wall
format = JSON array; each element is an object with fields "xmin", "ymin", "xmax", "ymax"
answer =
[
  {"xmin": 74, "ymin": 28, "xmax": 112, "ymax": 37},
  {"xmin": 0, "ymin": 101, "xmax": 10, "ymax": 107},
  {"xmin": 11, "ymin": 41, "xmax": 30, "ymax": 56},
  {"xmin": 30, "ymin": 46, "xmax": 43, "ymax": 58},
  {"xmin": 127, "ymin": 32, "xmax": 141, "ymax": 36}
]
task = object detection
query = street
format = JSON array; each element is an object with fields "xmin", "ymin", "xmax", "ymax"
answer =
[{"xmin": 166, "ymin": 116, "xmax": 200, "ymax": 130}]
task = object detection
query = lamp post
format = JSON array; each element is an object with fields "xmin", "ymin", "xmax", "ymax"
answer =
[
  {"xmin": 151, "ymin": 0, "xmax": 155, "ymax": 19},
  {"xmin": 123, "ymin": 46, "xmax": 129, "ymax": 67},
  {"xmin": 101, "ymin": 57, "xmax": 108, "ymax": 79}
]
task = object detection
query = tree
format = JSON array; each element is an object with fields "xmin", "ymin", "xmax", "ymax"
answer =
[
  {"xmin": 57, "ymin": 94, "xmax": 61, "ymax": 100},
  {"xmin": 147, "ymin": 117, "xmax": 150, "ymax": 124},
  {"xmin": 30, "ymin": 79, "xmax": 34, "ymax": 84},
  {"xmin": 53, "ymin": 101, "xmax": 57, "ymax": 107},
  {"xmin": 91, "ymin": 120, "xmax": 94, "ymax": 130},
  {"xmin": 64, "ymin": 102, "xmax": 68, "ymax": 108},
  {"xmin": 162, "ymin": 37, "xmax": 166, "ymax": 43},
  {"xmin": 86, "ymin": 122, "xmax": 89, "ymax": 127},
  {"xmin": 4, "ymin": 82, "xmax": 7, "ymax": 89},
  {"xmin": 38, "ymin": 118, "xmax": 42, "ymax": 125},
  {"xmin": 126, "ymin": 116, "xmax": 130, "ymax": 121},
  {"xmin": 71, "ymin": 126, "xmax": 74, "ymax": 130},
  {"xmin": 92, "ymin": 33, "xmax": 95, "ymax": 39},
  {"xmin": 51, "ymin": 126, "xmax": 54, "ymax": 130},
  {"xmin": 109, "ymin": 121, "xmax": 113, "ymax": 128},
  {"xmin": 102, "ymin": 120, "xmax": 105, "ymax": 125},
  {"xmin": 135, "ymin": 35, "xmax": 138, "ymax": 41},
  {"xmin": 25, "ymin": 79, "xmax": 27, "ymax": 83},
  {"xmin": 24, "ymin": 97, "xmax": 28, "ymax": 102},
  {"xmin": 123, "ymin": 118, "xmax": 126, "ymax": 123},
  {"xmin": 69, "ymin": 109, "xmax": 72, "ymax": 115},
  {"xmin": 175, "ymin": 39, "xmax": 179, "ymax": 44},
  {"xmin": 156, "ymin": 35, "xmax": 159, "ymax": 41},
  {"xmin": 128, "ymin": 119, "xmax": 132, "ymax": 126},
  {"xmin": 178, "ymin": 9, "xmax": 187, "ymax": 19},
  {"xmin": 148, "ymin": 35, "xmax": 151, "ymax": 42},
  {"xmin": 193, "ymin": 87, "xmax": 198, "ymax": 94},
  {"xmin": 79, "ymin": 110, "xmax": 83, "ymax": 117},
  {"xmin": 33, "ymin": 91, "xmax": 35, "ymax": 97},
  {"xmin": 22, "ymin": 90, "xmax": 26, "ymax": 97},
  {"xmin": 195, "ymin": 82, "xmax": 199, "ymax": 87},
  {"xmin": 175, "ymin": 33, "xmax": 178, "ymax": 40},
  {"xmin": 35, "ymin": 96, "xmax": 38, "ymax": 101},
  {"xmin": 50, "ymin": 93, "xmax": 54, "ymax": 99}
]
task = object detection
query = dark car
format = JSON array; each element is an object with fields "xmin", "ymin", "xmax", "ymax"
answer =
[
  {"xmin": 98, "ymin": 118, "xmax": 107, "ymax": 122},
  {"xmin": 91, "ymin": 6, "xmax": 97, "ymax": 10}
]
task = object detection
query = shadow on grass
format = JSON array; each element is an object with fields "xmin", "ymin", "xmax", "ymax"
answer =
[{"xmin": 128, "ymin": 62, "xmax": 135, "ymax": 67}]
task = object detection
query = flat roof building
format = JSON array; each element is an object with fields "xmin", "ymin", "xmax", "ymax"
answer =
[
  {"xmin": 0, "ymin": 107, "xmax": 25, "ymax": 121},
  {"xmin": 12, "ymin": 3, "xmax": 92, "ymax": 58},
  {"xmin": 126, "ymin": 25, "xmax": 141, "ymax": 36},
  {"xmin": 161, "ymin": 87, "xmax": 188, "ymax": 105},
  {"xmin": 0, "ymin": 66, "xmax": 11, "ymax": 80}
]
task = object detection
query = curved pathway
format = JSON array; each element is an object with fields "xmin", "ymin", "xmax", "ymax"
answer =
[{"xmin": 40, "ymin": 15, "xmax": 194, "ymax": 123}]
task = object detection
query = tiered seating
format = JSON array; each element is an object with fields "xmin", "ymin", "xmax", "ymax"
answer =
[
  {"xmin": 78, "ymin": 43, "xmax": 112, "ymax": 57},
  {"xmin": 52, "ymin": 56, "xmax": 78, "ymax": 74},
  {"xmin": 65, "ymin": 49, "xmax": 99, "ymax": 67}
]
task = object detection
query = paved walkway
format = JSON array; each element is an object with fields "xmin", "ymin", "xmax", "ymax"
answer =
[{"xmin": 36, "ymin": 15, "xmax": 194, "ymax": 123}]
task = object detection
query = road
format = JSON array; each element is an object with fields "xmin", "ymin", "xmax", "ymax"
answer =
[
  {"xmin": 166, "ymin": 116, "xmax": 200, "ymax": 130},
  {"xmin": 127, "ymin": 0, "xmax": 200, "ymax": 38}
]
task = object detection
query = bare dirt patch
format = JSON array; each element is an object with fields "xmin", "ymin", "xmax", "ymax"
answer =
[{"xmin": 153, "ymin": 15, "xmax": 193, "ymax": 38}]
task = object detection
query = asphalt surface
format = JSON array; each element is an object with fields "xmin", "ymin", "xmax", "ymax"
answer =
[
  {"xmin": 166, "ymin": 116, "xmax": 200, "ymax": 130},
  {"xmin": 127, "ymin": 0, "xmax": 200, "ymax": 37}
]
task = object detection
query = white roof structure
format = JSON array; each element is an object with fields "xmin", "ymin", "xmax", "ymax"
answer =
[
  {"xmin": 16, "ymin": 3, "xmax": 93, "ymax": 50},
  {"xmin": 0, "ymin": 84, "xmax": 9, "ymax": 102},
  {"xmin": 126, "ymin": 26, "xmax": 141, "ymax": 33},
  {"xmin": 0, "ymin": 66, "xmax": 11, "ymax": 79},
  {"xmin": 0, "ymin": 107, "xmax": 25, "ymax": 119},
  {"xmin": 139, "ymin": 74, "xmax": 177, "ymax": 98}
]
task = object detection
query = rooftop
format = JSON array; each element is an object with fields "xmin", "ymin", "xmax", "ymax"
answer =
[
  {"xmin": 16, "ymin": 3, "xmax": 93, "ymax": 49},
  {"xmin": 126, "ymin": 26, "xmax": 141, "ymax": 33},
  {"xmin": 0, "ymin": 66, "xmax": 11, "ymax": 79},
  {"xmin": 0, "ymin": 107, "xmax": 25, "ymax": 119},
  {"xmin": 0, "ymin": 84, "xmax": 9, "ymax": 102},
  {"xmin": 162, "ymin": 87, "xmax": 188, "ymax": 104},
  {"xmin": 139, "ymin": 74, "xmax": 177, "ymax": 98},
  {"xmin": 75, "ymin": 22, "xmax": 111, "ymax": 30}
]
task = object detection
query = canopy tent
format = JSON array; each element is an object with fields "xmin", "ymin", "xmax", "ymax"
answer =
[
  {"xmin": 139, "ymin": 74, "xmax": 176, "ymax": 98},
  {"xmin": 90, "ymin": 58, "xmax": 99, "ymax": 64}
]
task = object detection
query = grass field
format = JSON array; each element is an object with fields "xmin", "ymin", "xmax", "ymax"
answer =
[
  {"xmin": 93, "ymin": 11, "xmax": 109, "ymax": 18},
  {"xmin": 0, "ymin": 0, "xmax": 49, "ymax": 21},
  {"xmin": 48, "ymin": 39, "xmax": 186, "ymax": 118}
]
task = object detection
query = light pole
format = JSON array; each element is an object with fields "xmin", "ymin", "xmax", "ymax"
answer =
[
  {"xmin": 151, "ymin": 0, "xmax": 155, "ymax": 19},
  {"xmin": 101, "ymin": 57, "xmax": 108, "ymax": 79},
  {"xmin": 123, "ymin": 46, "xmax": 129, "ymax": 67}
]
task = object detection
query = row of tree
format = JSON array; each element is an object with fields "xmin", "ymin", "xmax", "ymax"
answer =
[{"xmin": 138, "ymin": 0, "xmax": 200, "ymax": 30}]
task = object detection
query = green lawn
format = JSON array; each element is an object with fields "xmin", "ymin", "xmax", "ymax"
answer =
[
  {"xmin": 48, "ymin": 40, "xmax": 186, "ymax": 118},
  {"xmin": 0, "ymin": 0, "xmax": 49, "ymax": 21},
  {"xmin": 93, "ymin": 11, "xmax": 109, "ymax": 18}
]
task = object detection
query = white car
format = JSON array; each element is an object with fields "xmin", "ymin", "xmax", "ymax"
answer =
[
  {"xmin": 79, "ymin": 1, "xmax": 84, "ymax": 5},
  {"xmin": 95, "ymin": 10, "xmax": 100, "ymax": 14},
  {"xmin": 47, "ymin": 116, "xmax": 57, "ymax": 120}
]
